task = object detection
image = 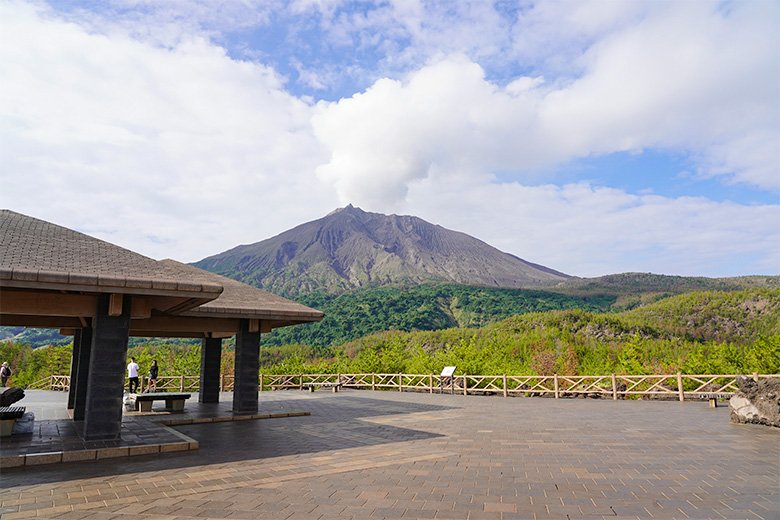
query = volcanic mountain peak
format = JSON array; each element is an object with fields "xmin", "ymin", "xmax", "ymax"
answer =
[{"xmin": 192, "ymin": 206, "xmax": 569, "ymax": 296}]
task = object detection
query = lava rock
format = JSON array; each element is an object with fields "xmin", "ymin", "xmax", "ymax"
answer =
[
  {"xmin": 729, "ymin": 376, "xmax": 780, "ymax": 428},
  {"xmin": 0, "ymin": 386, "xmax": 25, "ymax": 406}
]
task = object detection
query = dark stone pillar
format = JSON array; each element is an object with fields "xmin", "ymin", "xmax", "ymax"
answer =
[
  {"xmin": 70, "ymin": 327, "xmax": 92, "ymax": 420},
  {"xmin": 83, "ymin": 295, "xmax": 131, "ymax": 441},
  {"xmin": 232, "ymin": 320, "xmax": 260, "ymax": 414},
  {"xmin": 199, "ymin": 337, "xmax": 222, "ymax": 403}
]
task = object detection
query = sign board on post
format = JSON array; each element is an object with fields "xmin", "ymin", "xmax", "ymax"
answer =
[{"xmin": 440, "ymin": 366, "xmax": 456, "ymax": 394}]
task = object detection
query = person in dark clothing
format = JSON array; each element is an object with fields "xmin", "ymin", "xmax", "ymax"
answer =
[{"xmin": 148, "ymin": 360, "xmax": 159, "ymax": 392}]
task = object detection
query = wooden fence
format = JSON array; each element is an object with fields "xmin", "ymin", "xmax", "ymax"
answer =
[{"xmin": 26, "ymin": 372, "xmax": 777, "ymax": 401}]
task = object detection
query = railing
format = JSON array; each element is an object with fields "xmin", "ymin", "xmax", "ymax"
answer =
[
  {"xmin": 26, "ymin": 375, "xmax": 70, "ymax": 391},
  {"xmin": 264, "ymin": 372, "xmax": 766, "ymax": 400},
  {"xmin": 23, "ymin": 373, "xmax": 778, "ymax": 401}
]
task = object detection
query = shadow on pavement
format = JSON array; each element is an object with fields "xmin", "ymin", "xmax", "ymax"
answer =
[{"xmin": 1, "ymin": 395, "xmax": 455, "ymax": 487}]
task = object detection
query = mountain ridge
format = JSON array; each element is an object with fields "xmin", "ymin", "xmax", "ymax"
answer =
[{"xmin": 192, "ymin": 205, "xmax": 570, "ymax": 296}]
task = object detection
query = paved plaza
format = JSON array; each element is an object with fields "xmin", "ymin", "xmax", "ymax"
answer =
[{"xmin": 0, "ymin": 389, "xmax": 778, "ymax": 520}]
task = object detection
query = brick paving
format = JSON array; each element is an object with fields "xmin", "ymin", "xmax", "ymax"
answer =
[{"xmin": 0, "ymin": 389, "xmax": 777, "ymax": 519}]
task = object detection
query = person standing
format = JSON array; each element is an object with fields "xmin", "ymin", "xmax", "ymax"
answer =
[
  {"xmin": 0, "ymin": 362, "xmax": 11, "ymax": 387},
  {"xmin": 148, "ymin": 360, "xmax": 159, "ymax": 392},
  {"xmin": 127, "ymin": 357, "xmax": 140, "ymax": 393}
]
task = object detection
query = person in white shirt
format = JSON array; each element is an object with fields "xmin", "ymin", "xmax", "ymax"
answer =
[{"xmin": 127, "ymin": 357, "xmax": 140, "ymax": 393}]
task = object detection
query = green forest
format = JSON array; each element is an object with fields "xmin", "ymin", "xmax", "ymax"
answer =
[
  {"xmin": 2, "ymin": 287, "xmax": 778, "ymax": 387},
  {"xmin": 261, "ymin": 283, "xmax": 618, "ymax": 349}
]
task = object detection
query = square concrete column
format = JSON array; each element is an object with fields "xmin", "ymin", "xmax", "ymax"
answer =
[
  {"xmin": 232, "ymin": 320, "xmax": 260, "ymax": 414},
  {"xmin": 83, "ymin": 294, "xmax": 131, "ymax": 441},
  {"xmin": 199, "ymin": 337, "xmax": 222, "ymax": 403},
  {"xmin": 69, "ymin": 327, "xmax": 92, "ymax": 420}
]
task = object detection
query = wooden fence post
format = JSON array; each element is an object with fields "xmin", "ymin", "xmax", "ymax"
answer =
[
  {"xmin": 753, "ymin": 372, "xmax": 759, "ymax": 382},
  {"xmin": 503, "ymin": 374, "xmax": 508, "ymax": 398},
  {"xmin": 372, "ymin": 373, "xmax": 376, "ymax": 391},
  {"xmin": 429, "ymin": 374, "xmax": 434, "ymax": 394},
  {"xmin": 611, "ymin": 374, "xmax": 617, "ymax": 400},
  {"xmin": 259, "ymin": 373, "xmax": 263, "ymax": 392},
  {"xmin": 299, "ymin": 374, "xmax": 303, "ymax": 390},
  {"xmin": 463, "ymin": 375, "xmax": 468, "ymax": 396},
  {"xmin": 399, "ymin": 373, "xmax": 403, "ymax": 392},
  {"xmin": 554, "ymin": 374, "xmax": 560, "ymax": 399},
  {"xmin": 180, "ymin": 375, "xmax": 184, "ymax": 392},
  {"xmin": 677, "ymin": 372, "xmax": 684, "ymax": 401},
  {"xmin": 220, "ymin": 374, "xmax": 224, "ymax": 392}
]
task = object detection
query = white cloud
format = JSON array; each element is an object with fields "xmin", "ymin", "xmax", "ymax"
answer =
[
  {"xmin": 313, "ymin": 0, "xmax": 778, "ymax": 209},
  {"xmin": 0, "ymin": 0, "xmax": 777, "ymax": 278},
  {"xmin": 0, "ymin": 0, "xmax": 336, "ymax": 261},
  {"xmin": 407, "ymin": 176, "xmax": 780, "ymax": 277},
  {"xmin": 537, "ymin": 0, "xmax": 779, "ymax": 186}
]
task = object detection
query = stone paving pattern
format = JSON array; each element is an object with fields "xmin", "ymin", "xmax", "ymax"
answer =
[{"xmin": 0, "ymin": 389, "xmax": 777, "ymax": 519}]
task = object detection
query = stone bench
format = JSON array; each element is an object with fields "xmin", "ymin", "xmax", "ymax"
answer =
[
  {"xmin": 302, "ymin": 382, "xmax": 343, "ymax": 393},
  {"xmin": 0, "ymin": 406, "xmax": 25, "ymax": 420},
  {"xmin": 700, "ymin": 392, "xmax": 733, "ymax": 408},
  {"xmin": 133, "ymin": 393, "xmax": 191, "ymax": 412}
]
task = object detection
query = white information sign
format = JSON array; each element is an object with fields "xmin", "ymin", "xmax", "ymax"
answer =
[{"xmin": 440, "ymin": 366, "xmax": 456, "ymax": 377}]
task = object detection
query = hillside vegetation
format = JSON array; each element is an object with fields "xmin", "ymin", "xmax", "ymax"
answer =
[
  {"xmin": 2, "ymin": 288, "xmax": 778, "ymax": 387},
  {"xmin": 550, "ymin": 273, "xmax": 780, "ymax": 311},
  {"xmin": 260, "ymin": 283, "xmax": 616, "ymax": 349},
  {"xmin": 261, "ymin": 288, "xmax": 779, "ymax": 377},
  {"xmin": 3, "ymin": 275, "xmax": 777, "ymax": 349}
]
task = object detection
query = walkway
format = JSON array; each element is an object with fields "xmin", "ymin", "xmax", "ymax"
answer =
[{"xmin": 0, "ymin": 389, "xmax": 777, "ymax": 519}]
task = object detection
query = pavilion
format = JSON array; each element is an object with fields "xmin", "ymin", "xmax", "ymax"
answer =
[{"xmin": 0, "ymin": 210, "xmax": 323, "ymax": 440}]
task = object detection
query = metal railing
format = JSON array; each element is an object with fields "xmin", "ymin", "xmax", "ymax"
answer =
[{"xmin": 26, "ymin": 372, "xmax": 777, "ymax": 401}]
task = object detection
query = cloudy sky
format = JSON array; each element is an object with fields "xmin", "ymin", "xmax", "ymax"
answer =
[{"xmin": 1, "ymin": 0, "xmax": 778, "ymax": 278}]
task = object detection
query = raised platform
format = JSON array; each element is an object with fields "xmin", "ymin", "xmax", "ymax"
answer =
[{"xmin": 0, "ymin": 390, "xmax": 309, "ymax": 468}]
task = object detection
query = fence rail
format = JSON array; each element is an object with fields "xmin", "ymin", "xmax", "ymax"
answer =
[{"xmin": 24, "ymin": 372, "xmax": 777, "ymax": 401}]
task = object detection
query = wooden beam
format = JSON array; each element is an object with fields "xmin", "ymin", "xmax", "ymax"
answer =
[
  {"xmin": 0, "ymin": 314, "xmax": 85, "ymax": 328},
  {"xmin": 108, "ymin": 293, "xmax": 123, "ymax": 316},
  {"xmin": 163, "ymin": 297, "xmax": 218, "ymax": 315},
  {"xmin": 0, "ymin": 290, "xmax": 97, "ymax": 317},
  {"xmin": 128, "ymin": 315, "xmax": 243, "ymax": 334},
  {"xmin": 130, "ymin": 297, "xmax": 152, "ymax": 319},
  {"xmin": 249, "ymin": 319, "xmax": 259, "ymax": 333}
]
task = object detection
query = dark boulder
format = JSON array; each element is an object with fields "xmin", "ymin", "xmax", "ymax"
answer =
[{"xmin": 0, "ymin": 386, "xmax": 25, "ymax": 406}]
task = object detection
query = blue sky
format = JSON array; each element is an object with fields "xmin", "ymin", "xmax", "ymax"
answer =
[{"xmin": 0, "ymin": 0, "xmax": 778, "ymax": 277}]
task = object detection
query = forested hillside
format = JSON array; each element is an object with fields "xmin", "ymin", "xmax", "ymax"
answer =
[
  {"xmin": 262, "ymin": 288, "xmax": 779, "ymax": 377},
  {"xmin": 550, "ymin": 273, "xmax": 780, "ymax": 310},
  {"xmin": 3, "ymin": 275, "xmax": 777, "ymax": 349},
  {"xmin": 6, "ymin": 288, "xmax": 776, "ymax": 388},
  {"xmin": 260, "ymin": 283, "xmax": 616, "ymax": 349}
]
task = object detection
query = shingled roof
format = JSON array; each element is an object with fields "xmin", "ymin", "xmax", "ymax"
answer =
[
  {"xmin": 0, "ymin": 210, "xmax": 324, "ymax": 336},
  {"xmin": 0, "ymin": 210, "xmax": 223, "ymax": 297},
  {"xmin": 160, "ymin": 260, "xmax": 324, "ymax": 324}
]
